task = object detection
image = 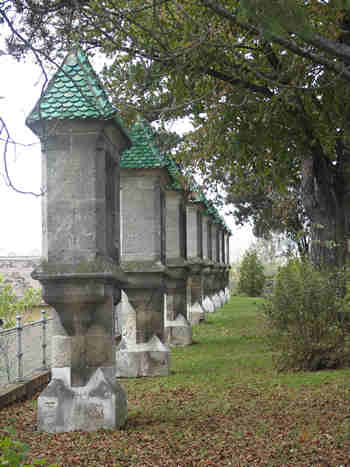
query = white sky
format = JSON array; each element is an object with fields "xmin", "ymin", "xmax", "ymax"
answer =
[{"xmin": 0, "ymin": 54, "xmax": 254, "ymax": 259}]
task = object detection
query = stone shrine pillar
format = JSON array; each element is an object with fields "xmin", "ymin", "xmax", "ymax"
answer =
[
  {"xmin": 210, "ymin": 224, "xmax": 222, "ymax": 311},
  {"xmin": 224, "ymin": 231, "xmax": 232, "ymax": 301},
  {"xmin": 186, "ymin": 202, "xmax": 205, "ymax": 324},
  {"xmin": 26, "ymin": 50, "xmax": 130, "ymax": 432},
  {"xmin": 201, "ymin": 215, "xmax": 215, "ymax": 313},
  {"xmin": 164, "ymin": 191, "xmax": 192, "ymax": 345},
  {"xmin": 217, "ymin": 227, "xmax": 227, "ymax": 306},
  {"xmin": 117, "ymin": 162, "xmax": 170, "ymax": 376}
]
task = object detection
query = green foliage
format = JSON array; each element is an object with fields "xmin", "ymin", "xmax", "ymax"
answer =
[
  {"xmin": 237, "ymin": 250, "xmax": 266, "ymax": 297},
  {"xmin": 0, "ymin": 274, "xmax": 41, "ymax": 328},
  {"xmin": 0, "ymin": 275, "xmax": 17, "ymax": 327},
  {"xmin": 0, "ymin": 426, "xmax": 56, "ymax": 466},
  {"xmin": 264, "ymin": 259, "xmax": 350, "ymax": 371}
]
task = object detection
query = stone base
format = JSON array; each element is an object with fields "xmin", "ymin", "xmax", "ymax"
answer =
[
  {"xmin": 165, "ymin": 314, "xmax": 192, "ymax": 346},
  {"xmin": 189, "ymin": 301, "xmax": 205, "ymax": 325},
  {"xmin": 116, "ymin": 335, "xmax": 170, "ymax": 377},
  {"xmin": 37, "ymin": 367, "xmax": 127, "ymax": 433},
  {"xmin": 219, "ymin": 290, "xmax": 226, "ymax": 306},
  {"xmin": 202, "ymin": 296, "xmax": 215, "ymax": 313},
  {"xmin": 212, "ymin": 293, "xmax": 222, "ymax": 310}
]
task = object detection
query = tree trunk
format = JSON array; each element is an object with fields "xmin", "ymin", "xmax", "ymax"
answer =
[{"xmin": 301, "ymin": 155, "xmax": 349, "ymax": 269}]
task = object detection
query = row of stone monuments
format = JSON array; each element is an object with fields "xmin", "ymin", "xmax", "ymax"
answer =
[{"xmin": 25, "ymin": 50, "xmax": 231, "ymax": 433}]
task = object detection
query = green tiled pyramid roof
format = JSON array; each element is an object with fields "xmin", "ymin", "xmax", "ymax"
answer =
[
  {"xmin": 121, "ymin": 117, "xmax": 183, "ymax": 189},
  {"xmin": 26, "ymin": 49, "xmax": 119, "ymax": 125},
  {"xmin": 121, "ymin": 117, "xmax": 166, "ymax": 169}
]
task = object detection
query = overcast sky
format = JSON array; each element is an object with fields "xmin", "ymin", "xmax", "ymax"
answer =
[{"xmin": 0, "ymin": 54, "xmax": 254, "ymax": 259}]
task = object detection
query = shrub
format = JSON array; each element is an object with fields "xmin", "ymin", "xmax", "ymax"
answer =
[
  {"xmin": 237, "ymin": 250, "xmax": 265, "ymax": 297},
  {"xmin": 0, "ymin": 426, "xmax": 56, "ymax": 466},
  {"xmin": 264, "ymin": 259, "xmax": 350, "ymax": 371},
  {"xmin": 0, "ymin": 275, "xmax": 42, "ymax": 382},
  {"xmin": 0, "ymin": 274, "xmax": 41, "ymax": 328}
]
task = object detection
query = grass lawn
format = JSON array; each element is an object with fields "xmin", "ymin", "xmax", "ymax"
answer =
[{"xmin": 0, "ymin": 296, "xmax": 349, "ymax": 466}]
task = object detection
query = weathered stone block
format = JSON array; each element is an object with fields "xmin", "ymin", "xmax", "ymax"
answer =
[
  {"xmin": 165, "ymin": 313, "xmax": 192, "ymax": 346},
  {"xmin": 202, "ymin": 296, "xmax": 215, "ymax": 313},
  {"xmin": 219, "ymin": 290, "xmax": 226, "ymax": 306},
  {"xmin": 189, "ymin": 301, "xmax": 205, "ymax": 324},
  {"xmin": 116, "ymin": 335, "xmax": 170, "ymax": 377},
  {"xmin": 38, "ymin": 368, "xmax": 127, "ymax": 432},
  {"xmin": 212, "ymin": 293, "xmax": 222, "ymax": 311}
]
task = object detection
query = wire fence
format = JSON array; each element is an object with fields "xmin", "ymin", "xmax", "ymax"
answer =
[{"xmin": 0, "ymin": 310, "xmax": 53, "ymax": 386}]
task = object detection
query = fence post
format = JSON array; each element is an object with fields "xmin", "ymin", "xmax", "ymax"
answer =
[
  {"xmin": 41, "ymin": 309, "xmax": 47, "ymax": 370},
  {"xmin": 16, "ymin": 315, "xmax": 23, "ymax": 382}
]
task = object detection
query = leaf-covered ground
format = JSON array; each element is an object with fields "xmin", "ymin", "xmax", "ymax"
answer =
[{"xmin": 1, "ymin": 297, "xmax": 349, "ymax": 466}]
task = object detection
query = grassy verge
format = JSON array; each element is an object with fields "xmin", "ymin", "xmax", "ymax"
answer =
[{"xmin": 1, "ymin": 297, "xmax": 349, "ymax": 466}]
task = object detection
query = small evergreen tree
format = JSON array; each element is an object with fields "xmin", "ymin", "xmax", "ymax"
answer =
[{"xmin": 237, "ymin": 249, "xmax": 265, "ymax": 297}]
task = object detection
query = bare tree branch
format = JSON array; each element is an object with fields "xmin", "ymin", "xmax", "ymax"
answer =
[{"xmin": 0, "ymin": 118, "xmax": 43, "ymax": 197}]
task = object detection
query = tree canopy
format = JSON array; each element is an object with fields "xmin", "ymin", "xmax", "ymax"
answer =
[{"xmin": 3, "ymin": 0, "xmax": 350, "ymax": 266}]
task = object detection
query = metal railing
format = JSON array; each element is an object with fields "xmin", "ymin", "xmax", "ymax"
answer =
[{"xmin": 0, "ymin": 310, "xmax": 53, "ymax": 385}]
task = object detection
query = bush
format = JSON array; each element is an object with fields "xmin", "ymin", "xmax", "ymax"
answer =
[
  {"xmin": 237, "ymin": 250, "xmax": 265, "ymax": 297},
  {"xmin": 0, "ymin": 274, "xmax": 41, "ymax": 328},
  {"xmin": 0, "ymin": 426, "xmax": 56, "ymax": 466},
  {"xmin": 0, "ymin": 275, "xmax": 42, "ymax": 382},
  {"xmin": 264, "ymin": 259, "xmax": 350, "ymax": 372}
]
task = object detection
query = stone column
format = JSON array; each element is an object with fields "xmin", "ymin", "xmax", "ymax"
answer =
[
  {"xmin": 117, "ymin": 171, "xmax": 170, "ymax": 376},
  {"xmin": 201, "ymin": 215, "xmax": 215, "ymax": 313},
  {"xmin": 210, "ymin": 224, "xmax": 221, "ymax": 310},
  {"xmin": 186, "ymin": 203, "xmax": 205, "ymax": 324},
  {"xmin": 217, "ymin": 227, "xmax": 227, "ymax": 306},
  {"xmin": 164, "ymin": 191, "xmax": 192, "ymax": 346},
  {"xmin": 29, "ymin": 119, "xmax": 130, "ymax": 432},
  {"xmin": 187, "ymin": 266, "xmax": 205, "ymax": 323},
  {"xmin": 225, "ymin": 231, "xmax": 232, "ymax": 301},
  {"xmin": 202, "ymin": 266, "xmax": 214, "ymax": 313}
]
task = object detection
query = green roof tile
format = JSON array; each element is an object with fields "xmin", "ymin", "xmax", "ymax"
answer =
[
  {"xmin": 121, "ymin": 118, "xmax": 166, "ymax": 169},
  {"xmin": 26, "ymin": 49, "xmax": 119, "ymax": 125},
  {"xmin": 121, "ymin": 117, "xmax": 183, "ymax": 190}
]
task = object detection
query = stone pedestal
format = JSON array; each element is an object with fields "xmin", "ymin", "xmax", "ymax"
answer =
[
  {"xmin": 218, "ymin": 266, "xmax": 230, "ymax": 306},
  {"xmin": 34, "ymin": 272, "xmax": 128, "ymax": 432},
  {"xmin": 116, "ymin": 335, "xmax": 170, "ymax": 377},
  {"xmin": 38, "ymin": 367, "xmax": 127, "ymax": 433},
  {"xmin": 164, "ymin": 270, "xmax": 192, "ymax": 346},
  {"xmin": 202, "ymin": 266, "xmax": 215, "ymax": 313},
  {"xmin": 164, "ymin": 313, "xmax": 192, "ymax": 346},
  {"xmin": 202, "ymin": 295, "xmax": 215, "ymax": 313},
  {"xmin": 219, "ymin": 289, "xmax": 226, "ymax": 306},
  {"xmin": 212, "ymin": 292, "xmax": 222, "ymax": 310},
  {"xmin": 116, "ymin": 269, "xmax": 170, "ymax": 377},
  {"xmin": 187, "ymin": 263, "xmax": 205, "ymax": 324}
]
